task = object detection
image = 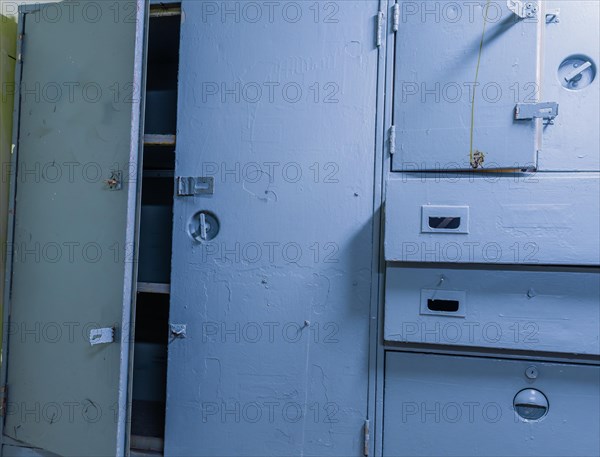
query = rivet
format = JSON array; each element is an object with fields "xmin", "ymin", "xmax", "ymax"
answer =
[{"xmin": 525, "ymin": 366, "xmax": 539, "ymax": 379}]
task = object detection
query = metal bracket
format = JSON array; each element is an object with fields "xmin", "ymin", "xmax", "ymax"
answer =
[
  {"xmin": 515, "ymin": 102, "xmax": 559, "ymax": 121},
  {"xmin": 89, "ymin": 328, "xmax": 114, "ymax": 346},
  {"xmin": 177, "ymin": 177, "xmax": 214, "ymax": 196}
]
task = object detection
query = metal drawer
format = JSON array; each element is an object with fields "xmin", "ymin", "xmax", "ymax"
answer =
[
  {"xmin": 384, "ymin": 352, "xmax": 600, "ymax": 457},
  {"xmin": 384, "ymin": 266, "xmax": 600, "ymax": 355},
  {"xmin": 384, "ymin": 173, "xmax": 600, "ymax": 265}
]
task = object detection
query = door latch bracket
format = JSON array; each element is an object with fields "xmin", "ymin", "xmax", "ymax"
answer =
[
  {"xmin": 177, "ymin": 177, "xmax": 214, "ymax": 196},
  {"xmin": 514, "ymin": 102, "xmax": 559, "ymax": 121}
]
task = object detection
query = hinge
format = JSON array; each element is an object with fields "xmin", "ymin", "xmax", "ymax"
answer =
[
  {"xmin": 177, "ymin": 177, "xmax": 215, "ymax": 196},
  {"xmin": 376, "ymin": 11, "xmax": 384, "ymax": 47},
  {"xmin": 1, "ymin": 385, "xmax": 7, "ymax": 418},
  {"xmin": 514, "ymin": 102, "xmax": 559, "ymax": 122},
  {"xmin": 389, "ymin": 125, "xmax": 396, "ymax": 156},
  {"xmin": 363, "ymin": 419, "xmax": 370, "ymax": 456},
  {"xmin": 507, "ymin": 0, "xmax": 539, "ymax": 19},
  {"xmin": 17, "ymin": 34, "xmax": 24, "ymax": 62},
  {"xmin": 392, "ymin": 3, "xmax": 400, "ymax": 32}
]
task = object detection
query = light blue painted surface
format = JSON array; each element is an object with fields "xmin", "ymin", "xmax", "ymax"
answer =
[
  {"xmin": 539, "ymin": 1, "xmax": 600, "ymax": 171},
  {"xmin": 385, "ymin": 266, "xmax": 600, "ymax": 354},
  {"xmin": 165, "ymin": 2, "xmax": 380, "ymax": 456},
  {"xmin": 384, "ymin": 173, "xmax": 600, "ymax": 265},
  {"xmin": 384, "ymin": 352, "xmax": 600, "ymax": 456},
  {"xmin": 392, "ymin": 0, "xmax": 542, "ymax": 171}
]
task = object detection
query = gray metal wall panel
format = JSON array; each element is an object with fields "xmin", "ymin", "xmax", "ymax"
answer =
[
  {"xmin": 384, "ymin": 352, "xmax": 600, "ymax": 456},
  {"xmin": 165, "ymin": 1, "xmax": 380, "ymax": 455}
]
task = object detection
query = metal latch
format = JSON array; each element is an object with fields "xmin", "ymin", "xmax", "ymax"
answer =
[
  {"xmin": 170, "ymin": 323, "xmax": 187, "ymax": 339},
  {"xmin": 89, "ymin": 327, "xmax": 114, "ymax": 346},
  {"xmin": 177, "ymin": 177, "xmax": 214, "ymax": 196},
  {"xmin": 105, "ymin": 170, "xmax": 123, "ymax": 191},
  {"xmin": 514, "ymin": 102, "xmax": 559, "ymax": 121}
]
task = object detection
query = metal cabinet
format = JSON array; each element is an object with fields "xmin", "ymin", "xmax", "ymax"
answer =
[
  {"xmin": 384, "ymin": 352, "xmax": 600, "ymax": 457},
  {"xmin": 385, "ymin": 265, "xmax": 600, "ymax": 354},
  {"xmin": 390, "ymin": 0, "xmax": 599, "ymax": 172}
]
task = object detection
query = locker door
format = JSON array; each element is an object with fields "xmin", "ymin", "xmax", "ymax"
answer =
[
  {"xmin": 384, "ymin": 352, "xmax": 600, "ymax": 456},
  {"xmin": 391, "ymin": 0, "xmax": 544, "ymax": 171},
  {"xmin": 165, "ymin": 1, "xmax": 379, "ymax": 455},
  {"xmin": 1, "ymin": 2, "xmax": 146, "ymax": 456}
]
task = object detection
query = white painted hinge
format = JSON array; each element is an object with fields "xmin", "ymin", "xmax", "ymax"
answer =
[
  {"xmin": 376, "ymin": 11, "xmax": 384, "ymax": 47},
  {"xmin": 363, "ymin": 419, "xmax": 370, "ymax": 456},
  {"xmin": 389, "ymin": 125, "xmax": 396, "ymax": 155},
  {"xmin": 392, "ymin": 3, "xmax": 400, "ymax": 32}
]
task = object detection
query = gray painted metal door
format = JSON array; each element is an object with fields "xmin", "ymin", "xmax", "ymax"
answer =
[
  {"xmin": 384, "ymin": 352, "xmax": 600, "ymax": 456},
  {"xmin": 2, "ymin": 2, "xmax": 145, "ymax": 456},
  {"xmin": 392, "ymin": 0, "xmax": 543, "ymax": 171},
  {"xmin": 165, "ymin": 1, "xmax": 379, "ymax": 455}
]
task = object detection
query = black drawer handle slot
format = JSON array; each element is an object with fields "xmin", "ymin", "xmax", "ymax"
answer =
[
  {"xmin": 427, "ymin": 299, "xmax": 459, "ymax": 313},
  {"xmin": 429, "ymin": 217, "xmax": 461, "ymax": 230}
]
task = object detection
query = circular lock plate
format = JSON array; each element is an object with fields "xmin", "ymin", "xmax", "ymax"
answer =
[
  {"xmin": 558, "ymin": 55, "xmax": 596, "ymax": 90},
  {"xmin": 189, "ymin": 211, "xmax": 220, "ymax": 242}
]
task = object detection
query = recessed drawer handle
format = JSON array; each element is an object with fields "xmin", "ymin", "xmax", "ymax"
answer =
[
  {"xmin": 427, "ymin": 299, "xmax": 460, "ymax": 313},
  {"xmin": 428, "ymin": 217, "xmax": 461, "ymax": 230}
]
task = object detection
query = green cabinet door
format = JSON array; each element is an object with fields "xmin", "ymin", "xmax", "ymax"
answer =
[{"xmin": 1, "ymin": 2, "xmax": 146, "ymax": 456}]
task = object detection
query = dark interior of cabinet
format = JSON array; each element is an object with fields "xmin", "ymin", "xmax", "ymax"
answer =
[{"xmin": 131, "ymin": 6, "xmax": 181, "ymax": 454}]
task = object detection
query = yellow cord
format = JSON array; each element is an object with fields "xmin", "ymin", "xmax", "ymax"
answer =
[{"xmin": 470, "ymin": 0, "xmax": 492, "ymax": 168}]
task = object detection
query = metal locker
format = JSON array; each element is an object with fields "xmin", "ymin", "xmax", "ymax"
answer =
[
  {"xmin": 384, "ymin": 173, "xmax": 600, "ymax": 265},
  {"xmin": 384, "ymin": 265, "xmax": 600, "ymax": 354},
  {"xmin": 384, "ymin": 352, "xmax": 600, "ymax": 457},
  {"xmin": 0, "ymin": 2, "xmax": 147, "ymax": 456},
  {"xmin": 391, "ymin": 0, "xmax": 544, "ymax": 171},
  {"xmin": 164, "ymin": 1, "xmax": 380, "ymax": 455}
]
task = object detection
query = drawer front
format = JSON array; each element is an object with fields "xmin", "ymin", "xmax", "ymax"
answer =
[
  {"xmin": 384, "ymin": 352, "xmax": 600, "ymax": 457},
  {"xmin": 384, "ymin": 266, "xmax": 600, "ymax": 355},
  {"xmin": 384, "ymin": 174, "xmax": 600, "ymax": 265}
]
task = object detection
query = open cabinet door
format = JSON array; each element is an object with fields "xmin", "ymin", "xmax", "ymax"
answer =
[{"xmin": 1, "ymin": 2, "xmax": 146, "ymax": 456}]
